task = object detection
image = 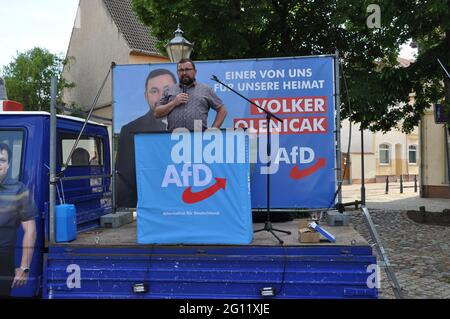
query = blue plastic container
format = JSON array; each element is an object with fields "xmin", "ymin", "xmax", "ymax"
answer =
[{"xmin": 55, "ymin": 204, "xmax": 77, "ymax": 242}]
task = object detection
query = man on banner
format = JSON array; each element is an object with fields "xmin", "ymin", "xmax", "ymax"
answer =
[
  {"xmin": 155, "ymin": 58, "xmax": 228, "ymax": 131},
  {"xmin": 0, "ymin": 143, "xmax": 37, "ymax": 296},
  {"xmin": 116, "ymin": 69, "xmax": 176, "ymax": 208}
]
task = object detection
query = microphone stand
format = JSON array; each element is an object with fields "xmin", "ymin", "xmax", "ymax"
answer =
[{"xmin": 211, "ymin": 75, "xmax": 291, "ymax": 244}]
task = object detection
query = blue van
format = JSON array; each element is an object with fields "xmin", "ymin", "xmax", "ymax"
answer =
[{"xmin": 0, "ymin": 112, "xmax": 111, "ymax": 297}]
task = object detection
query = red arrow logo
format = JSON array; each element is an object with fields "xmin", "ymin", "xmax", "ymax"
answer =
[
  {"xmin": 182, "ymin": 178, "xmax": 227, "ymax": 204},
  {"xmin": 290, "ymin": 158, "xmax": 326, "ymax": 179}
]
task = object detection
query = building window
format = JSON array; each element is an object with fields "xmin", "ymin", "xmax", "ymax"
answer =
[
  {"xmin": 408, "ymin": 145, "xmax": 417, "ymax": 164},
  {"xmin": 379, "ymin": 144, "xmax": 390, "ymax": 164}
]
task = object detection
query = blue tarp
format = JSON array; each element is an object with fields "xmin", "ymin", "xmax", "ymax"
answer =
[{"xmin": 135, "ymin": 130, "xmax": 252, "ymax": 244}]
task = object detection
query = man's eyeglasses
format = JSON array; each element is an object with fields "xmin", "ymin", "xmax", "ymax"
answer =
[{"xmin": 177, "ymin": 68, "xmax": 194, "ymax": 73}]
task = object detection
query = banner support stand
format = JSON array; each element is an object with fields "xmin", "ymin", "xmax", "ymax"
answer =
[{"xmin": 335, "ymin": 50, "xmax": 343, "ymax": 204}]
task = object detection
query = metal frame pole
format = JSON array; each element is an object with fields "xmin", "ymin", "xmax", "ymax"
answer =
[
  {"xmin": 361, "ymin": 206, "xmax": 403, "ymax": 299},
  {"xmin": 49, "ymin": 77, "xmax": 57, "ymax": 244},
  {"xmin": 111, "ymin": 62, "xmax": 116, "ymax": 213},
  {"xmin": 334, "ymin": 50, "xmax": 343, "ymax": 204}
]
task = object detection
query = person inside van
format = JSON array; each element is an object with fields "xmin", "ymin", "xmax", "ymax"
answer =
[{"xmin": 71, "ymin": 147, "xmax": 90, "ymax": 166}]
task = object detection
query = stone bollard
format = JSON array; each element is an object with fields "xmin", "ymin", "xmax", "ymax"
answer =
[
  {"xmin": 385, "ymin": 176, "xmax": 389, "ymax": 194},
  {"xmin": 400, "ymin": 175, "xmax": 403, "ymax": 194}
]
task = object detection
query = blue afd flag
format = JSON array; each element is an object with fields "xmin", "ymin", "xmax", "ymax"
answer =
[{"xmin": 134, "ymin": 130, "xmax": 252, "ymax": 244}]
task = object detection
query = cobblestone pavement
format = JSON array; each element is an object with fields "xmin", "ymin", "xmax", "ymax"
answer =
[{"xmin": 348, "ymin": 208, "xmax": 450, "ymax": 299}]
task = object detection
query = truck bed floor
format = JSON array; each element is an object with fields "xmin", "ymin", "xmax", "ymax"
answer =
[{"xmin": 64, "ymin": 219, "xmax": 368, "ymax": 247}]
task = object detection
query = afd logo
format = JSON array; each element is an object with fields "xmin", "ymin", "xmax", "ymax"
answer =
[
  {"xmin": 162, "ymin": 163, "xmax": 226, "ymax": 204},
  {"xmin": 273, "ymin": 146, "xmax": 326, "ymax": 179}
]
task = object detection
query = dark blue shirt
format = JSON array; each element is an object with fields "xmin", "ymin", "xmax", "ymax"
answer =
[{"xmin": 0, "ymin": 177, "xmax": 37, "ymax": 252}]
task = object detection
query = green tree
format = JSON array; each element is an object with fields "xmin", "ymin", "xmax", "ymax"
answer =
[
  {"xmin": 1, "ymin": 47, "xmax": 74, "ymax": 112},
  {"xmin": 133, "ymin": 0, "xmax": 449, "ymax": 133},
  {"xmin": 405, "ymin": 0, "xmax": 450, "ymax": 129}
]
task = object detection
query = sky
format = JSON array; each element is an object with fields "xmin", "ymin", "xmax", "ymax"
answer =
[
  {"xmin": 0, "ymin": 0, "xmax": 417, "ymax": 71},
  {"xmin": 0, "ymin": 0, "xmax": 79, "ymax": 70}
]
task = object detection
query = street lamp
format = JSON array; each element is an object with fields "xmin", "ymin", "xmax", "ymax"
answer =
[{"xmin": 165, "ymin": 24, "xmax": 193, "ymax": 63}]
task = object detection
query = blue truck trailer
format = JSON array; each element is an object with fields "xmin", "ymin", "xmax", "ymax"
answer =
[{"xmin": 0, "ymin": 110, "xmax": 378, "ymax": 299}]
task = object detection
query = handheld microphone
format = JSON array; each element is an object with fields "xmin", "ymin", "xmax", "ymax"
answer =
[{"xmin": 180, "ymin": 85, "xmax": 187, "ymax": 106}]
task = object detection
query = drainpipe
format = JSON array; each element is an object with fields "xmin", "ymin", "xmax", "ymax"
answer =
[
  {"xmin": 405, "ymin": 133, "xmax": 409, "ymax": 178},
  {"xmin": 445, "ymin": 124, "xmax": 450, "ymax": 187},
  {"xmin": 419, "ymin": 118, "xmax": 425, "ymax": 197}
]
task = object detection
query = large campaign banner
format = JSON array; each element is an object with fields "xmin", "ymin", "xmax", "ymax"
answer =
[
  {"xmin": 134, "ymin": 131, "xmax": 253, "ymax": 244},
  {"xmin": 113, "ymin": 56, "xmax": 337, "ymax": 209}
]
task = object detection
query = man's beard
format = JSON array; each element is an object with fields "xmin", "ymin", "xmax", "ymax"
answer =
[{"xmin": 180, "ymin": 76, "xmax": 195, "ymax": 86}]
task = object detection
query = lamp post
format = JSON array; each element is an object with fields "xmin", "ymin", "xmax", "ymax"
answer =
[{"xmin": 165, "ymin": 24, "xmax": 194, "ymax": 63}]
